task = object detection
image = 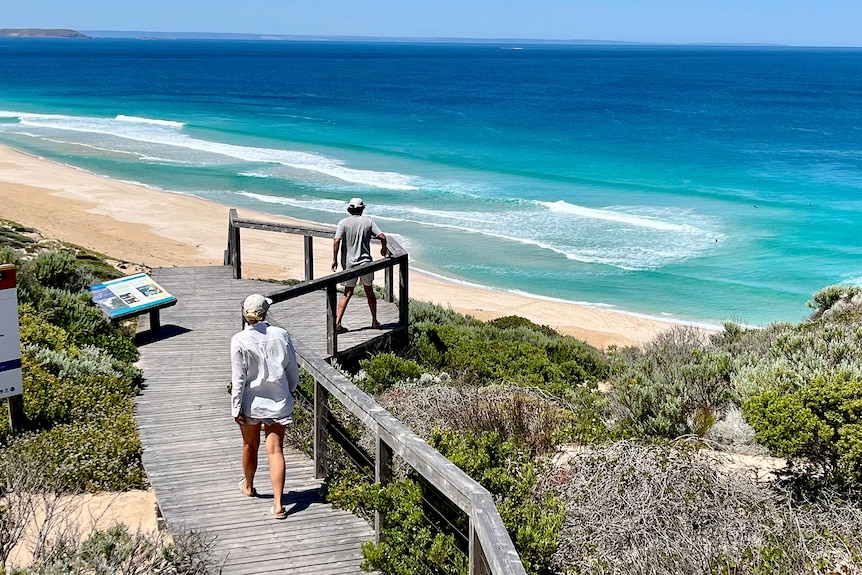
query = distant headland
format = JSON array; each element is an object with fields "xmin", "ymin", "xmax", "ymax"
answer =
[{"xmin": 0, "ymin": 28, "xmax": 89, "ymax": 38}]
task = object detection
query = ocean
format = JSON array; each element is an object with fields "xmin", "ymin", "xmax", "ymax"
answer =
[{"xmin": 0, "ymin": 39, "xmax": 861, "ymax": 327}]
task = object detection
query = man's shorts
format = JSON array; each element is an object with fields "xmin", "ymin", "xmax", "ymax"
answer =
[{"xmin": 342, "ymin": 272, "xmax": 374, "ymax": 288}]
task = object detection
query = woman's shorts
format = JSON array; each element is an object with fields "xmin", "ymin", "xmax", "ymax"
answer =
[{"xmin": 241, "ymin": 415, "xmax": 293, "ymax": 426}]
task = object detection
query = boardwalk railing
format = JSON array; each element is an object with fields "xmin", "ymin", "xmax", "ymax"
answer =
[
  {"xmin": 225, "ymin": 208, "xmax": 409, "ymax": 356},
  {"xmin": 293, "ymin": 338, "xmax": 528, "ymax": 575},
  {"xmin": 226, "ymin": 207, "xmax": 527, "ymax": 574}
]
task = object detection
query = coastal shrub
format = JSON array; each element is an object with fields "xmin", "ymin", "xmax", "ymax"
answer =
[
  {"xmin": 488, "ymin": 315, "xmax": 559, "ymax": 337},
  {"xmin": 27, "ymin": 344, "xmax": 143, "ymax": 387},
  {"xmin": 3, "ymin": 406, "xmax": 145, "ymax": 492},
  {"xmin": 412, "ymin": 323, "xmax": 607, "ymax": 399},
  {"xmin": 408, "ymin": 299, "xmax": 480, "ymax": 330},
  {"xmin": 25, "ymin": 249, "xmax": 92, "ymax": 291},
  {"xmin": 807, "ymin": 284, "xmax": 862, "ymax": 318},
  {"xmin": 606, "ymin": 326, "xmax": 733, "ymax": 439},
  {"xmin": 538, "ymin": 440, "xmax": 862, "ymax": 575},
  {"xmin": 8, "ymin": 523, "xmax": 221, "ymax": 575},
  {"xmin": 0, "ymin": 220, "xmax": 36, "ymax": 251},
  {"xmin": 743, "ymin": 372, "xmax": 862, "ymax": 486},
  {"xmin": 0, "ymin": 244, "xmax": 24, "ymax": 265},
  {"xmin": 21, "ymin": 351, "xmax": 139, "ymax": 430},
  {"xmin": 429, "ymin": 428, "xmax": 564, "ymax": 575},
  {"xmin": 17, "ymin": 302, "xmax": 72, "ymax": 351},
  {"xmin": 358, "ymin": 353, "xmax": 424, "ymax": 394},
  {"xmin": 386, "ymin": 385, "xmax": 567, "ymax": 454},
  {"xmin": 336, "ymin": 478, "xmax": 467, "ymax": 575}
]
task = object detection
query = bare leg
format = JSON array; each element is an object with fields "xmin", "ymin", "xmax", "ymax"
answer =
[
  {"xmin": 335, "ymin": 286, "xmax": 354, "ymax": 330},
  {"xmin": 363, "ymin": 284, "xmax": 379, "ymax": 327},
  {"xmin": 264, "ymin": 423, "xmax": 287, "ymax": 514},
  {"xmin": 239, "ymin": 423, "xmax": 261, "ymax": 495}
]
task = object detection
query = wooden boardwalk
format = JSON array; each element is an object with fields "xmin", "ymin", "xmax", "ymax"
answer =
[{"xmin": 134, "ymin": 266, "xmax": 395, "ymax": 574}]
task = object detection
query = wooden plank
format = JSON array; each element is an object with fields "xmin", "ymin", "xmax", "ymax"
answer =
[{"xmin": 135, "ymin": 266, "xmax": 376, "ymax": 575}]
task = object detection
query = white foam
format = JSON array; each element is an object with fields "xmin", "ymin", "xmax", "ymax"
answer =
[
  {"xmin": 539, "ymin": 199, "xmax": 697, "ymax": 232},
  {"xmin": 115, "ymin": 115, "xmax": 186, "ymax": 128},
  {"xmin": 236, "ymin": 190, "xmax": 724, "ymax": 271},
  {"xmin": 1, "ymin": 110, "xmax": 419, "ymax": 191}
]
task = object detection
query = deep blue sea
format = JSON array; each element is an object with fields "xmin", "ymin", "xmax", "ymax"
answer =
[{"xmin": 1, "ymin": 39, "xmax": 861, "ymax": 327}]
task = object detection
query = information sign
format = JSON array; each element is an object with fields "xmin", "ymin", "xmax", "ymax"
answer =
[
  {"xmin": 88, "ymin": 273, "xmax": 176, "ymax": 321},
  {"xmin": 0, "ymin": 264, "xmax": 23, "ymax": 400}
]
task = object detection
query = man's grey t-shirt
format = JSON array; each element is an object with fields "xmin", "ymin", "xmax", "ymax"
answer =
[{"xmin": 335, "ymin": 215, "xmax": 382, "ymax": 269}]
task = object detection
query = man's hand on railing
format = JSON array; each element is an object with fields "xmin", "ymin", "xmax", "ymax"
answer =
[
  {"xmin": 381, "ymin": 246, "xmax": 389, "ymax": 257},
  {"xmin": 331, "ymin": 259, "xmax": 338, "ymax": 272}
]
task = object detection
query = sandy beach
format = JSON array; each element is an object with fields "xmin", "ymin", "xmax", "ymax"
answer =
[{"xmin": 0, "ymin": 144, "xmax": 680, "ymax": 349}]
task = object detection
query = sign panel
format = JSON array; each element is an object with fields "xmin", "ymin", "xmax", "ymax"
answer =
[
  {"xmin": 0, "ymin": 265, "xmax": 23, "ymax": 400},
  {"xmin": 88, "ymin": 273, "xmax": 176, "ymax": 320}
]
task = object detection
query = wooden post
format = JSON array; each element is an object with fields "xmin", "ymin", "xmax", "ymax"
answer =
[
  {"xmin": 398, "ymin": 256, "xmax": 409, "ymax": 329},
  {"xmin": 7, "ymin": 395, "xmax": 25, "ymax": 434},
  {"xmin": 326, "ymin": 284, "xmax": 338, "ymax": 356},
  {"xmin": 313, "ymin": 380, "xmax": 330, "ymax": 479},
  {"xmin": 384, "ymin": 264, "xmax": 394, "ymax": 303},
  {"xmin": 468, "ymin": 518, "xmax": 492, "ymax": 575},
  {"xmin": 374, "ymin": 435, "xmax": 394, "ymax": 543},
  {"xmin": 304, "ymin": 235, "xmax": 314, "ymax": 281},
  {"xmin": 232, "ymin": 224, "xmax": 242, "ymax": 279}
]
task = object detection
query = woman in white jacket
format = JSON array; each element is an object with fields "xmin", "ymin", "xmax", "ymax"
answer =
[{"xmin": 230, "ymin": 293, "xmax": 299, "ymax": 519}]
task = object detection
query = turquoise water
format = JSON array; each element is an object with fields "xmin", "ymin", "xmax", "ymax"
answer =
[{"xmin": 1, "ymin": 40, "xmax": 861, "ymax": 326}]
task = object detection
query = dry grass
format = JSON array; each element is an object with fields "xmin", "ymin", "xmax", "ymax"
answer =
[{"xmin": 538, "ymin": 441, "xmax": 861, "ymax": 574}]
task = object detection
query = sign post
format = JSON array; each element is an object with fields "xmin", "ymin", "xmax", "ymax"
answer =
[{"xmin": 0, "ymin": 264, "xmax": 24, "ymax": 432}]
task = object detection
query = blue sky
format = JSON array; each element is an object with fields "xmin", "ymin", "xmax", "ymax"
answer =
[{"xmin": 4, "ymin": 1, "xmax": 862, "ymax": 46}]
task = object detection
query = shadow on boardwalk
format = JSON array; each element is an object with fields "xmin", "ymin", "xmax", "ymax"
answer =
[{"xmin": 135, "ymin": 266, "xmax": 382, "ymax": 574}]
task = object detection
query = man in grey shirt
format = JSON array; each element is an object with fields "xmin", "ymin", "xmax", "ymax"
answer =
[{"xmin": 331, "ymin": 197, "xmax": 388, "ymax": 333}]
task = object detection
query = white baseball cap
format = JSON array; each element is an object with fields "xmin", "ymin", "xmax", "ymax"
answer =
[{"xmin": 243, "ymin": 293, "xmax": 272, "ymax": 316}]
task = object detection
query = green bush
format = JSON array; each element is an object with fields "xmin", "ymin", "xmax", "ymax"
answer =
[
  {"xmin": 807, "ymin": 284, "xmax": 862, "ymax": 317},
  {"xmin": 24, "ymin": 249, "xmax": 93, "ymax": 292},
  {"xmin": 28, "ymin": 344, "xmax": 142, "ymax": 386},
  {"xmin": 430, "ymin": 428, "xmax": 564, "ymax": 575},
  {"xmin": 21, "ymin": 353, "xmax": 139, "ymax": 429},
  {"xmin": 9, "ymin": 523, "xmax": 220, "ymax": 575},
  {"xmin": 606, "ymin": 327, "xmax": 733, "ymax": 439},
  {"xmin": 337, "ymin": 477, "xmax": 468, "ymax": 575},
  {"xmin": 408, "ymin": 300, "xmax": 480, "ymax": 330},
  {"xmin": 488, "ymin": 315, "xmax": 559, "ymax": 337},
  {"xmin": 743, "ymin": 372, "xmax": 862, "ymax": 485},
  {"xmin": 3, "ymin": 406, "xmax": 145, "ymax": 492},
  {"xmin": 412, "ymin": 323, "xmax": 607, "ymax": 399},
  {"xmin": 18, "ymin": 302, "xmax": 72, "ymax": 351},
  {"xmin": 358, "ymin": 353, "xmax": 424, "ymax": 394}
]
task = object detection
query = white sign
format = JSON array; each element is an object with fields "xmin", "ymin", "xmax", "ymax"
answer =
[{"xmin": 0, "ymin": 265, "xmax": 23, "ymax": 400}]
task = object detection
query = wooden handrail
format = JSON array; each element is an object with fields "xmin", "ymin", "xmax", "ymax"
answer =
[
  {"xmin": 227, "ymin": 208, "xmax": 409, "ymax": 355},
  {"xmin": 290, "ymin": 337, "xmax": 527, "ymax": 575}
]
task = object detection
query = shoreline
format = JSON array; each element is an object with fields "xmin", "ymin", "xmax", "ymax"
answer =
[{"xmin": 0, "ymin": 144, "xmax": 685, "ymax": 349}]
